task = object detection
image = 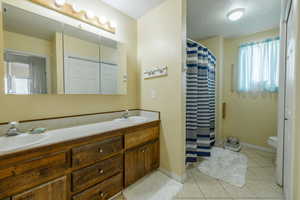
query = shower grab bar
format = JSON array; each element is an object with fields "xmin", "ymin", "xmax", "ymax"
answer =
[{"xmin": 222, "ymin": 102, "xmax": 226, "ymax": 119}]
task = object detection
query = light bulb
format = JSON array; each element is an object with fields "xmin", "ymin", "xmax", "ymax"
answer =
[
  {"xmin": 227, "ymin": 8, "xmax": 245, "ymax": 21},
  {"xmin": 99, "ymin": 16, "xmax": 108, "ymax": 24},
  {"xmin": 55, "ymin": 0, "xmax": 66, "ymax": 7},
  {"xmin": 86, "ymin": 10, "xmax": 95, "ymax": 19},
  {"xmin": 110, "ymin": 21, "xmax": 117, "ymax": 28},
  {"xmin": 71, "ymin": 4, "xmax": 81, "ymax": 13}
]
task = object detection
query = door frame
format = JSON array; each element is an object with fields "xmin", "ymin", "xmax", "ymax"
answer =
[{"xmin": 277, "ymin": 0, "xmax": 294, "ymax": 199}]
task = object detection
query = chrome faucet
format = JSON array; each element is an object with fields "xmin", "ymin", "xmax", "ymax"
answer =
[
  {"xmin": 122, "ymin": 110, "xmax": 130, "ymax": 119},
  {"xmin": 6, "ymin": 121, "xmax": 21, "ymax": 137}
]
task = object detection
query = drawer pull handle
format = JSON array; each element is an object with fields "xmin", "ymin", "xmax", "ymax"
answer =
[
  {"xmin": 98, "ymin": 169, "xmax": 104, "ymax": 174},
  {"xmin": 99, "ymin": 192, "xmax": 106, "ymax": 197},
  {"xmin": 98, "ymin": 148, "xmax": 103, "ymax": 153}
]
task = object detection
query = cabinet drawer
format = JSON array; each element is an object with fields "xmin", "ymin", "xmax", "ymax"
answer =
[
  {"xmin": 0, "ymin": 151, "xmax": 69, "ymax": 199},
  {"xmin": 72, "ymin": 136, "xmax": 123, "ymax": 168},
  {"xmin": 72, "ymin": 173, "xmax": 123, "ymax": 200},
  {"xmin": 125, "ymin": 127, "xmax": 159, "ymax": 149},
  {"xmin": 72, "ymin": 155, "xmax": 123, "ymax": 192},
  {"xmin": 12, "ymin": 176, "xmax": 67, "ymax": 200}
]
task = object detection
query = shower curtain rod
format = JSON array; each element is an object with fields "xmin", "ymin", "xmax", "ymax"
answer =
[{"xmin": 187, "ymin": 38, "xmax": 216, "ymax": 59}]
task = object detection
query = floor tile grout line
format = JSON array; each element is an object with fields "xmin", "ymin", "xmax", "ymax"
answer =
[
  {"xmin": 181, "ymin": 148, "xmax": 281, "ymax": 200},
  {"xmin": 189, "ymin": 168, "xmax": 207, "ymax": 198}
]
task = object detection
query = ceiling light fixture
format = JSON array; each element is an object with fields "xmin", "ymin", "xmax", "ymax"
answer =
[
  {"xmin": 55, "ymin": 0, "xmax": 65, "ymax": 7},
  {"xmin": 227, "ymin": 8, "xmax": 245, "ymax": 21}
]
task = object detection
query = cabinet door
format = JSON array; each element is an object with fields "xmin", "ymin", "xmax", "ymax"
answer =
[
  {"xmin": 145, "ymin": 140, "xmax": 159, "ymax": 174},
  {"xmin": 124, "ymin": 146, "xmax": 145, "ymax": 187},
  {"xmin": 125, "ymin": 140, "xmax": 160, "ymax": 188},
  {"xmin": 12, "ymin": 176, "xmax": 67, "ymax": 200}
]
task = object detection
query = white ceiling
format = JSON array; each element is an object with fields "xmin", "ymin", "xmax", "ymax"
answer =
[
  {"xmin": 188, "ymin": 0, "xmax": 281, "ymax": 40},
  {"xmin": 101, "ymin": 0, "xmax": 165, "ymax": 19}
]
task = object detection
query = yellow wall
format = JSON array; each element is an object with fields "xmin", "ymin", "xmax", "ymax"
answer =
[
  {"xmin": 200, "ymin": 29, "xmax": 279, "ymax": 148},
  {"xmin": 52, "ymin": 32, "xmax": 64, "ymax": 94},
  {"xmin": 138, "ymin": 0, "xmax": 186, "ymax": 179},
  {"xmin": 64, "ymin": 34, "xmax": 100, "ymax": 60},
  {"xmin": 223, "ymin": 28, "xmax": 279, "ymax": 148},
  {"xmin": 0, "ymin": 0, "xmax": 139, "ymax": 122},
  {"xmin": 3, "ymin": 31, "xmax": 53, "ymax": 57}
]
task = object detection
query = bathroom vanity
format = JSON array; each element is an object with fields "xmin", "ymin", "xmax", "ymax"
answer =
[
  {"xmin": 0, "ymin": 112, "xmax": 160, "ymax": 200},
  {"xmin": 0, "ymin": 1, "xmax": 160, "ymax": 199}
]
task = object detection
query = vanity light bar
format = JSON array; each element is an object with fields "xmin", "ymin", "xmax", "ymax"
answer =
[{"xmin": 29, "ymin": 0, "xmax": 116, "ymax": 34}]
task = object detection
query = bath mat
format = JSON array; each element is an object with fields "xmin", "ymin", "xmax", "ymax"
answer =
[
  {"xmin": 198, "ymin": 147, "xmax": 248, "ymax": 187},
  {"xmin": 123, "ymin": 171, "xmax": 183, "ymax": 200}
]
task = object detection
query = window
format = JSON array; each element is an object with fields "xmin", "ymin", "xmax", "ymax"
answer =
[{"xmin": 237, "ymin": 37, "xmax": 280, "ymax": 93}]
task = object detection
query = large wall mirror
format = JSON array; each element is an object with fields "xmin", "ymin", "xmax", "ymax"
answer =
[{"xmin": 2, "ymin": 3, "xmax": 127, "ymax": 95}]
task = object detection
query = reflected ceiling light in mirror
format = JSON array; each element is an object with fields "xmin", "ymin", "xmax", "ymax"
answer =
[
  {"xmin": 55, "ymin": 0, "xmax": 65, "ymax": 7},
  {"xmin": 227, "ymin": 8, "xmax": 245, "ymax": 21},
  {"xmin": 86, "ymin": 10, "xmax": 95, "ymax": 19},
  {"xmin": 99, "ymin": 16, "xmax": 108, "ymax": 24},
  {"xmin": 71, "ymin": 4, "xmax": 81, "ymax": 13}
]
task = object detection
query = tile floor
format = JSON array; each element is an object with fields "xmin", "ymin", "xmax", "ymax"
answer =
[
  {"xmin": 175, "ymin": 147, "xmax": 284, "ymax": 200},
  {"xmin": 114, "ymin": 147, "xmax": 284, "ymax": 200}
]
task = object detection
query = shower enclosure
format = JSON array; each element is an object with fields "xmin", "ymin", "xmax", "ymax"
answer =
[{"xmin": 186, "ymin": 39, "xmax": 216, "ymax": 162}]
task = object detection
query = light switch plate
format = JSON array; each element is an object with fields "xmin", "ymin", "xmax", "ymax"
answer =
[{"xmin": 151, "ymin": 89, "xmax": 156, "ymax": 99}]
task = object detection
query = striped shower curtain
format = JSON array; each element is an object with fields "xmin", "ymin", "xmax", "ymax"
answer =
[{"xmin": 186, "ymin": 39, "xmax": 216, "ymax": 163}]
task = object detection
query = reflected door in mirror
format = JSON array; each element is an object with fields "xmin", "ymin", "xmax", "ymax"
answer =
[{"xmin": 4, "ymin": 51, "xmax": 47, "ymax": 94}]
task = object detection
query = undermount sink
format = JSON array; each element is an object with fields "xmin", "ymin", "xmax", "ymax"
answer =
[
  {"xmin": 0, "ymin": 133, "xmax": 48, "ymax": 152},
  {"xmin": 113, "ymin": 116, "xmax": 147, "ymax": 123}
]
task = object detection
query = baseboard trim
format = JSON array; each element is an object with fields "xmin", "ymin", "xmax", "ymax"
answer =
[
  {"xmin": 241, "ymin": 142, "xmax": 276, "ymax": 153},
  {"xmin": 158, "ymin": 168, "xmax": 186, "ymax": 183}
]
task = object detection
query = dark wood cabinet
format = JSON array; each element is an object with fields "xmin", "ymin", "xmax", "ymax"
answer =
[
  {"xmin": 145, "ymin": 140, "xmax": 159, "ymax": 174},
  {"xmin": 72, "ymin": 173, "xmax": 122, "ymax": 200},
  {"xmin": 124, "ymin": 140, "xmax": 159, "ymax": 187},
  {"xmin": 72, "ymin": 136, "xmax": 123, "ymax": 168},
  {"xmin": 124, "ymin": 146, "xmax": 145, "ymax": 187},
  {"xmin": 0, "ymin": 120, "xmax": 160, "ymax": 200},
  {"xmin": 0, "ymin": 151, "xmax": 69, "ymax": 198},
  {"xmin": 72, "ymin": 155, "xmax": 123, "ymax": 192},
  {"xmin": 124, "ymin": 127, "xmax": 159, "ymax": 150},
  {"xmin": 12, "ymin": 176, "xmax": 67, "ymax": 200}
]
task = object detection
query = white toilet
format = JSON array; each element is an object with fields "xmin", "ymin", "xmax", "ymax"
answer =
[{"xmin": 267, "ymin": 136, "xmax": 278, "ymax": 149}]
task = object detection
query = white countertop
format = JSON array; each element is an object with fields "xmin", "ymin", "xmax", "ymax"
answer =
[{"xmin": 0, "ymin": 115, "xmax": 159, "ymax": 157}]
